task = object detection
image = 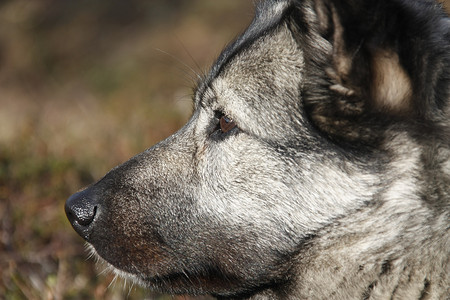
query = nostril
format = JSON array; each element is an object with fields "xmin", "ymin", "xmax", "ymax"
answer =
[
  {"xmin": 65, "ymin": 188, "xmax": 99, "ymax": 238},
  {"xmin": 65, "ymin": 203, "xmax": 97, "ymax": 226},
  {"xmin": 80, "ymin": 205, "xmax": 97, "ymax": 226}
]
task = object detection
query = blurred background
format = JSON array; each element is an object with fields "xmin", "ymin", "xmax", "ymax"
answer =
[
  {"xmin": 0, "ymin": 1, "xmax": 449, "ymax": 299},
  {"xmin": 0, "ymin": 0, "xmax": 253, "ymax": 299}
]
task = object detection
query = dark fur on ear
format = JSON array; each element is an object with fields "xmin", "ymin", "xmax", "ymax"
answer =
[{"xmin": 293, "ymin": 0, "xmax": 450, "ymax": 144}]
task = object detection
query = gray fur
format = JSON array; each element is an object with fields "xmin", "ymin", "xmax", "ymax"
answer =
[{"xmin": 66, "ymin": 0, "xmax": 450, "ymax": 298}]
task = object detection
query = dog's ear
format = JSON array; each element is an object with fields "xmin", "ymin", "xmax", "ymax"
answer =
[{"xmin": 296, "ymin": 0, "xmax": 450, "ymax": 143}]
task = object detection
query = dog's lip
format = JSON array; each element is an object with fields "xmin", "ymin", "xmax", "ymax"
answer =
[{"xmin": 87, "ymin": 243, "xmax": 152, "ymax": 288}]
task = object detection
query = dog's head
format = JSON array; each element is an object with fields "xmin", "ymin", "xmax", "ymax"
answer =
[{"xmin": 65, "ymin": 0, "xmax": 449, "ymax": 297}]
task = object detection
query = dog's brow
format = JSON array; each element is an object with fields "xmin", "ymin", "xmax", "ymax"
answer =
[
  {"xmin": 192, "ymin": 87, "xmax": 201, "ymax": 110},
  {"xmin": 192, "ymin": 81, "xmax": 206, "ymax": 110},
  {"xmin": 194, "ymin": 82, "xmax": 216, "ymax": 111}
]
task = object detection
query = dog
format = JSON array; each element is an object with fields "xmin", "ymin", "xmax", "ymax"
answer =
[{"xmin": 65, "ymin": 0, "xmax": 450, "ymax": 298}]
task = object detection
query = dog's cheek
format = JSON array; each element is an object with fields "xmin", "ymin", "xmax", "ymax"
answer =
[{"xmin": 197, "ymin": 135, "xmax": 296, "ymax": 245}]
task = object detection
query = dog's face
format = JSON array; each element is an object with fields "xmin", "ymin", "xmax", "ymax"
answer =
[
  {"xmin": 67, "ymin": 21, "xmax": 369, "ymax": 295},
  {"xmin": 66, "ymin": 0, "xmax": 450, "ymax": 298}
]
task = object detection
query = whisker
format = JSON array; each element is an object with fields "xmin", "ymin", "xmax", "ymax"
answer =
[
  {"xmin": 107, "ymin": 273, "xmax": 119, "ymax": 290},
  {"xmin": 154, "ymin": 48, "xmax": 203, "ymax": 81},
  {"xmin": 174, "ymin": 34, "xmax": 204, "ymax": 78},
  {"xmin": 127, "ymin": 281, "xmax": 135, "ymax": 298}
]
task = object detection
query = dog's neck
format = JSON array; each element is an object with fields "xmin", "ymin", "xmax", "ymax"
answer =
[
  {"xmin": 242, "ymin": 137, "xmax": 450, "ymax": 300},
  {"xmin": 248, "ymin": 202, "xmax": 449, "ymax": 300}
]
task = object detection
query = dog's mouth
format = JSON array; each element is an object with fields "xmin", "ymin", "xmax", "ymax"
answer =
[
  {"xmin": 85, "ymin": 243, "xmax": 147, "ymax": 289},
  {"xmin": 84, "ymin": 242, "xmax": 255, "ymax": 296}
]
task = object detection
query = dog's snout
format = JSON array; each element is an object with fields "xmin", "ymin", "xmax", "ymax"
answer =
[{"xmin": 65, "ymin": 188, "xmax": 99, "ymax": 239}]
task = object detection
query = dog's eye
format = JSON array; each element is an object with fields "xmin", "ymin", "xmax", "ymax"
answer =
[
  {"xmin": 219, "ymin": 115, "xmax": 236, "ymax": 133},
  {"xmin": 212, "ymin": 111, "xmax": 238, "ymax": 136}
]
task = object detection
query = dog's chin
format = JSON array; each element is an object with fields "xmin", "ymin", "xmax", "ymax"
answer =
[{"xmin": 85, "ymin": 243, "xmax": 147, "ymax": 289}]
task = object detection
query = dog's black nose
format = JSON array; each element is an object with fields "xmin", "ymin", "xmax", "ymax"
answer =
[{"xmin": 65, "ymin": 188, "xmax": 99, "ymax": 240}]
